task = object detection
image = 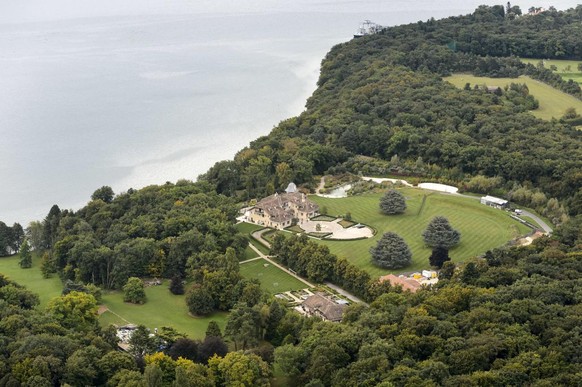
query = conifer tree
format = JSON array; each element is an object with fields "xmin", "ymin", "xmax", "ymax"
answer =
[
  {"xmin": 370, "ymin": 232, "xmax": 412, "ymax": 269},
  {"xmin": 379, "ymin": 190, "xmax": 407, "ymax": 215},
  {"xmin": 19, "ymin": 238, "xmax": 32, "ymax": 269},
  {"xmin": 422, "ymin": 216, "xmax": 461, "ymax": 249}
]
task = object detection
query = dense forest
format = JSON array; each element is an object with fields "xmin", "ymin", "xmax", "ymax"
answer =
[
  {"xmin": 1, "ymin": 4, "xmax": 582, "ymax": 386},
  {"xmin": 201, "ymin": 4, "xmax": 582, "ymax": 218}
]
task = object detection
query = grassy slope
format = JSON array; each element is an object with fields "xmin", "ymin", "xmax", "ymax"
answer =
[
  {"xmin": 0, "ymin": 254, "xmax": 62, "ymax": 307},
  {"xmin": 235, "ymin": 222, "xmax": 269, "ymax": 255},
  {"xmin": 0, "ymin": 255, "xmax": 225, "ymax": 339},
  {"xmin": 444, "ymin": 74, "xmax": 582, "ymax": 120},
  {"xmin": 100, "ymin": 280, "xmax": 226, "ymax": 339},
  {"xmin": 239, "ymin": 258, "xmax": 308, "ymax": 293},
  {"xmin": 310, "ymin": 188, "xmax": 530, "ymax": 278},
  {"xmin": 520, "ymin": 58, "xmax": 582, "ymax": 84}
]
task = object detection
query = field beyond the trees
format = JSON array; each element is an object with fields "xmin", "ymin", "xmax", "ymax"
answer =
[
  {"xmin": 0, "ymin": 255, "xmax": 224, "ymax": 339},
  {"xmin": 99, "ymin": 280, "xmax": 226, "ymax": 339},
  {"xmin": 520, "ymin": 58, "xmax": 582, "ymax": 85},
  {"xmin": 0, "ymin": 254, "xmax": 61, "ymax": 307},
  {"xmin": 310, "ymin": 188, "xmax": 530, "ymax": 277},
  {"xmin": 445, "ymin": 74, "xmax": 582, "ymax": 120}
]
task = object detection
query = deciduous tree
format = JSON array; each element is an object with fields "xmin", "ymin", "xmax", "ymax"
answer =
[
  {"xmin": 123, "ymin": 277, "xmax": 146, "ymax": 304},
  {"xmin": 186, "ymin": 284, "xmax": 214, "ymax": 316},
  {"xmin": 198, "ymin": 336, "xmax": 228, "ymax": 364},
  {"xmin": 91, "ymin": 186, "xmax": 115, "ymax": 203},
  {"xmin": 168, "ymin": 338, "xmax": 199, "ymax": 361},
  {"xmin": 46, "ymin": 291, "xmax": 98, "ymax": 330},
  {"xmin": 208, "ymin": 352, "xmax": 271, "ymax": 387}
]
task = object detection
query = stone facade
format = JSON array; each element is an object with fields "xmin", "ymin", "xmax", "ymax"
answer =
[{"xmin": 248, "ymin": 191, "xmax": 318, "ymax": 229}]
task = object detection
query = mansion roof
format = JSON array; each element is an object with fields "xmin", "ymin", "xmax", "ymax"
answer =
[{"xmin": 253, "ymin": 191, "xmax": 318, "ymax": 224}]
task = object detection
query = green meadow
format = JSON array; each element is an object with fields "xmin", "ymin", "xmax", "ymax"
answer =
[
  {"xmin": 236, "ymin": 222, "xmax": 269, "ymax": 255},
  {"xmin": 0, "ymin": 254, "xmax": 62, "ymax": 307},
  {"xmin": 445, "ymin": 74, "xmax": 582, "ymax": 120},
  {"xmin": 99, "ymin": 280, "xmax": 226, "ymax": 339},
  {"xmin": 310, "ymin": 188, "xmax": 530, "ymax": 277},
  {"xmin": 239, "ymin": 258, "xmax": 308, "ymax": 293},
  {"xmin": 0, "ymin": 255, "xmax": 224, "ymax": 339},
  {"xmin": 520, "ymin": 58, "xmax": 582, "ymax": 84}
]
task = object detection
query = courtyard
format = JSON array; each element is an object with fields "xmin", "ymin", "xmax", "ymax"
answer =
[{"xmin": 299, "ymin": 218, "xmax": 374, "ymax": 239}]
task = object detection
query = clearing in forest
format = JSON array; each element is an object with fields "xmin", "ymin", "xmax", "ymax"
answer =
[
  {"xmin": 99, "ymin": 280, "xmax": 227, "ymax": 339},
  {"xmin": 0, "ymin": 255, "xmax": 224, "ymax": 339},
  {"xmin": 520, "ymin": 58, "xmax": 582, "ymax": 85},
  {"xmin": 445, "ymin": 74, "xmax": 582, "ymax": 120},
  {"xmin": 310, "ymin": 188, "xmax": 530, "ymax": 277},
  {"xmin": 0, "ymin": 254, "xmax": 62, "ymax": 307}
]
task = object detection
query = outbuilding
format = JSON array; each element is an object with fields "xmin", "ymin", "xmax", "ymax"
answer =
[{"xmin": 480, "ymin": 195, "xmax": 508, "ymax": 209}]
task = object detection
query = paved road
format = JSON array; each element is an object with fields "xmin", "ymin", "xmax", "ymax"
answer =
[
  {"xmin": 316, "ymin": 176, "xmax": 326, "ymax": 194},
  {"xmin": 452, "ymin": 192, "xmax": 553, "ymax": 234},
  {"xmin": 251, "ymin": 229, "xmax": 273, "ymax": 248},
  {"xmin": 251, "ymin": 227, "xmax": 368, "ymax": 304},
  {"xmin": 519, "ymin": 209, "xmax": 553, "ymax": 234}
]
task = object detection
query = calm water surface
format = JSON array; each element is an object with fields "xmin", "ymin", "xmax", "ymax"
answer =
[{"xmin": 0, "ymin": 1, "xmax": 578, "ymax": 224}]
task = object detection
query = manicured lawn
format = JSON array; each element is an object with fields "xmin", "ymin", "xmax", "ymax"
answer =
[
  {"xmin": 445, "ymin": 74, "xmax": 582, "ymax": 120},
  {"xmin": 285, "ymin": 225, "xmax": 304, "ymax": 233},
  {"xmin": 311, "ymin": 215, "xmax": 336, "ymax": 222},
  {"xmin": 239, "ymin": 258, "xmax": 308, "ymax": 293},
  {"xmin": 309, "ymin": 188, "xmax": 530, "ymax": 277},
  {"xmin": 241, "ymin": 246, "xmax": 259, "ymax": 261},
  {"xmin": 236, "ymin": 222, "xmax": 270, "ymax": 254},
  {"xmin": 100, "ymin": 280, "xmax": 227, "ymax": 339},
  {"xmin": 235, "ymin": 222, "xmax": 265, "ymax": 234},
  {"xmin": 0, "ymin": 254, "xmax": 62, "ymax": 307},
  {"xmin": 520, "ymin": 58, "xmax": 582, "ymax": 84}
]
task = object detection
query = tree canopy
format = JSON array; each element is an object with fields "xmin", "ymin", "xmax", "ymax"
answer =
[
  {"xmin": 123, "ymin": 277, "xmax": 146, "ymax": 304},
  {"xmin": 422, "ymin": 216, "xmax": 461, "ymax": 249},
  {"xmin": 2, "ymin": 5, "xmax": 582, "ymax": 386},
  {"xmin": 370, "ymin": 232, "xmax": 412, "ymax": 269},
  {"xmin": 379, "ymin": 189, "xmax": 407, "ymax": 215}
]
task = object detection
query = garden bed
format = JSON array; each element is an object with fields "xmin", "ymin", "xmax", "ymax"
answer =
[
  {"xmin": 307, "ymin": 232, "xmax": 333, "ymax": 239},
  {"xmin": 311, "ymin": 215, "xmax": 336, "ymax": 222},
  {"xmin": 338, "ymin": 219, "xmax": 356, "ymax": 228},
  {"xmin": 284, "ymin": 225, "xmax": 304, "ymax": 234}
]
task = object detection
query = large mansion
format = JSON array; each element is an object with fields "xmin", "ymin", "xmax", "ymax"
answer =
[{"xmin": 248, "ymin": 183, "xmax": 319, "ymax": 229}]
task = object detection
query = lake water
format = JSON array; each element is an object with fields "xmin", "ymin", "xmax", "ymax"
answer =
[{"xmin": 1, "ymin": 1, "xmax": 579, "ymax": 225}]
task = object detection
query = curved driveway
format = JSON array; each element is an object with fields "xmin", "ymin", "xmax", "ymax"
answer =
[{"xmin": 452, "ymin": 193, "xmax": 553, "ymax": 234}]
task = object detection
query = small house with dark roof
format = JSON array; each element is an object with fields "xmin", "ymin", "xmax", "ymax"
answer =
[
  {"xmin": 301, "ymin": 293, "xmax": 346, "ymax": 322},
  {"xmin": 248, "ymin": 188, "xmax": 319, "ymax": 229}
]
